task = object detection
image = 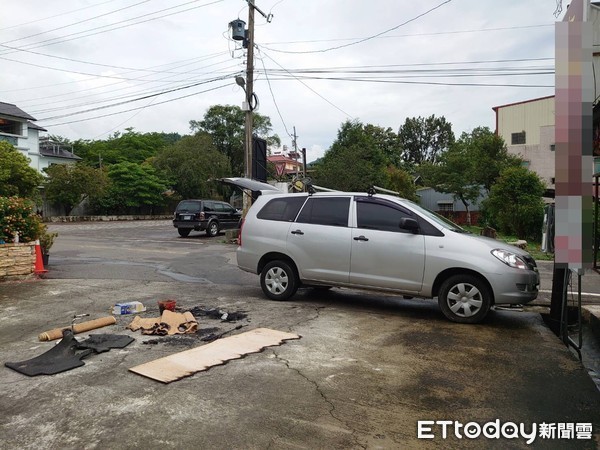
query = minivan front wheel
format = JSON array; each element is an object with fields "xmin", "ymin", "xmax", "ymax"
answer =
[
  {"xmin": 260, "ymin": 260, "xmax": 298, "ymax": 301},
  {"xmin": 438, "ymin": 274, "xmax": 491, "ymax": 324}
]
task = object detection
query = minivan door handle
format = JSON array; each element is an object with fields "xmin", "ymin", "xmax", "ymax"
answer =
[
  {"xmin": 291, "ymin": 229, "xmax": 304, "ymax": 235},
  {"xmin": 353, "ymin": 235, "xmax": 369, "ymax": 241}
]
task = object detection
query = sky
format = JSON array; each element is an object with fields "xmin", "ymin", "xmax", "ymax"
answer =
[{"xmin": 0, "ymin": 0, "xmax": 560, "ymax": 163}]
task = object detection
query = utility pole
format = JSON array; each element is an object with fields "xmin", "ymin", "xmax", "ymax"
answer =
[
  {"xmin": 292, "ymin": 126, "xmax": 298, "ymax": 176},
  {"xmin": 244, "ymin": 1, "xmax": 255, "ymax": 182}
]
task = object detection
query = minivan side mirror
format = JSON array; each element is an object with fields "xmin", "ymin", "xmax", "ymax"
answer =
[{"xmin": 399, "ymin": 217, "xmax": 419, "ymax": 234}]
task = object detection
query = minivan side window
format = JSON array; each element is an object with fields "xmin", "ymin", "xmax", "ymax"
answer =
[
  {"xmin": 222, "ymin": 203, "xmax": 236, "ymax": 213},
  {"xmin": 296, "ymin": 197, "xmax": 350, "ymax": 227},
  {"xmin": 257, "ymin": 197, "xmax": 307, "ymax": 222},
  {"xmin": 203, "ymin": 201, "xmax": 214, "ymax": 213},
  {"xmin": 356, "ymin": 201, "xmax": 414, "ymax": 233}
]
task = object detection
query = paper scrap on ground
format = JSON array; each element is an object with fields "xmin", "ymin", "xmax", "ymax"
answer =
[
  {"xmin": 129, "ymin": 327, "xmax": 300, "ymax": 383},
  {"xmin": 128, "ymin": 310, "xmax": 197, "ymax": 336}
]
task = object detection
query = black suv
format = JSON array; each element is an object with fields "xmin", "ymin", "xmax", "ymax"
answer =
[{"xmin": 173, "ymin": 199, "xmax": 241, "ymax": 237}]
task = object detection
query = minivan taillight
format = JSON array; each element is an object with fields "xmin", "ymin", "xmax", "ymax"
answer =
[
  {"xmin": 238, "ymin": 218, "xmax": 244, "ymax": 246},
  {"xmin": 195, "ymin": 212, "xmax": 205, "ymax": 220}
]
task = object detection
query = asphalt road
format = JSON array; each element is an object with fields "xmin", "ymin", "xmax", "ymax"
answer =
[{"xmin": 0, "ymin": 220, "xmax": 599, "ymax": 449}]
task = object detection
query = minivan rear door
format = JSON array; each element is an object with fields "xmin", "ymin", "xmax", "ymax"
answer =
[
  {"xmin": 286, "ymin": 196, "xmax": 352, "ymax": 283},
  {"xmin": 349, "ymin": 197, "xmax": 425, "ymax": 292}
]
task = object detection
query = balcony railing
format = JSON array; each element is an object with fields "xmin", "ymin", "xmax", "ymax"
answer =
[{"xmin": 0, "ymin": 135, "xmax": 18, "ymax": 146}]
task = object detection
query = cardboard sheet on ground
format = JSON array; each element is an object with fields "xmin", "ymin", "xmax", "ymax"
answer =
[
  {"xmin": 129, "ymin": 328, "xmax": 300, "ymax": 383},
  {"xmin": 127, "ymin": 310, "xmax": 197, "ymax": 335}
]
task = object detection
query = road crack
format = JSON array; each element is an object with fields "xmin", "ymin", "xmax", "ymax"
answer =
[{"xmin": 270, "ymin": 349, "xmax": 367, "ymax": 450}]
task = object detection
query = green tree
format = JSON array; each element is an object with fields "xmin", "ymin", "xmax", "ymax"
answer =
[
  {"xmin": 398, "ymin": 115, "xmax": 455, "ymax": 166},
  {"xmin": 44, "ymin": 163, "xmax": 109, "ymax": 215},
  {"xmin": 420, "ymin": 151, "xmax": 481, "ymax": 225},
  {"xmin": 386, "ymin": 166, "xmax": 418, "ymax": 201},
  {"xmin": 315, "ymin": 120, "xmax": 388, "ymax": 191},
  {"xmin": 190, "ymin": 105, "xmax": 280, "ymax": 176},
  {"xmin": 0, "ymin": 141, "xmax": 44, "ymax": 198},
  {"xmin": 454, "ymin": 127, "xmax": 521, "ymax": 193},
  {"xmin": 363, "ymin": 124, "xmax": 403, "ymax": 168},
  {"xmin": 73, "ymin": 129, "xmax": 173, "ymax": 167},
  {"xmin": 153, "ymin": 133, "xmax": 231, "ymax": 199},
  {"xmin": 92, "ymin": 162, "xmax": 169, "ymax": 214},
  {"xmin": 483, "ymin": 166, "xmax": 545, "ymax": 240}
]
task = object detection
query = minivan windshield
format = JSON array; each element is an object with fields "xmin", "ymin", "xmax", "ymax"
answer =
[{"xmin": 404, "ymin": 200, "xmax": 468, "ymax": 233}]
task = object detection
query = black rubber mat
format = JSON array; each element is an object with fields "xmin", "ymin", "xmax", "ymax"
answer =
[
  {"xmin": 78, "ymin": 334, "xmax": 135, "ymax": 353},
  {"xmin": 5, "ymin": 330, "xmax": 92, "ymax": 376},
  {"xmin": 5, "ymin": 331, "xmax": 135, "ymax": 376}
]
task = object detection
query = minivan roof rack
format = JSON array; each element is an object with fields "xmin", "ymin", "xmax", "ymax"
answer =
[
  {"xmin": 306, "ymin": 183, "xmax": 339, "ymax": 195},
  {"xmin": 368, "ymin": 185, "xmax": 400, "ymax": 197}
]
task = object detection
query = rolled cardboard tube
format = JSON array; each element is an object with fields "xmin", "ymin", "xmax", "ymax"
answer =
[{"xmin": 38, "ymin": 316, "xmax": 117, "ymax": 342}]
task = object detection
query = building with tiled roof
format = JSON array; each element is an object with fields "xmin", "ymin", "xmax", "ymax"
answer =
[{"xmin": 0, "ymin": 101, "xmax": 80, "ymax": 174}]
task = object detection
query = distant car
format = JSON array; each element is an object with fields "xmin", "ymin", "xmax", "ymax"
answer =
[
  {"xmin": 226, "ymin": 179, "xmax": 540, "ymax": 324},
  {"xmin": 173, "ymin": 199, "xmax": 241, "ymax": 237}
]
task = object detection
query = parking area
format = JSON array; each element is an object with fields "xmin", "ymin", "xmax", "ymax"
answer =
[{"xmin": 0, "ymin": 220, "xmax": 599, "ymax": 449}]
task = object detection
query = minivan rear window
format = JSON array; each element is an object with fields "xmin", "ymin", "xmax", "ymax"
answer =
[
  {"xmin": 257, "ymin": 197, "xmax": 307, "ymax": 222},
  {"xmin": 176, "ymin": 201, "xmax": 202, "ymax": 213}
]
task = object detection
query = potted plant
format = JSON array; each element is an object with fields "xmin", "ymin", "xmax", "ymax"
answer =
[{"xmin": 38, "ymin": 226, "xmax": 57, "ymax": 266}]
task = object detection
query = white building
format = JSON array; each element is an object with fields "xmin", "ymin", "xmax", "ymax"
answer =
[
  {"xmin": 0, "ymin": 101, "xmax": 80, "ymax": 173},
  {"xmin": 492, "ymin": 95, "xmax": 556, "ymax": 190}
]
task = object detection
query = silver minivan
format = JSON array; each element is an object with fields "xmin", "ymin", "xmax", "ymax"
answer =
[{"xmin": 230, "ymin": 181, "xmax": 539, "ymax": 324}]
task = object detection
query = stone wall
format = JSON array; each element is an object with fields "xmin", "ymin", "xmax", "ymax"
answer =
[{"xmin": 0, "ymin": 243, "xmax": 36, "ymax": 281}]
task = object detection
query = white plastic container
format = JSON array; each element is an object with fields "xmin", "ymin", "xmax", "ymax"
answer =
[{"xmin": 112, "ymin": 301, "xmax": 146, "ymax": 315}]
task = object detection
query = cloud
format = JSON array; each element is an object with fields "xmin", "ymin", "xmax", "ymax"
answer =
[{"xmin": 1, "ymin": 0, "xmax": 556, "ymax": 153}]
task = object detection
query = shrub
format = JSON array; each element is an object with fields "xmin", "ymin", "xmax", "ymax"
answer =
[
  {"xmin": 0, "ymin": 196, "xmax": 43, "ymax": 243},
  {"xmin": 483, "ymin": 167, "xmax": 545, "ymax": 240}
]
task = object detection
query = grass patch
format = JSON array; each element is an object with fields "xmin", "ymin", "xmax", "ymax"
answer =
[{"xmin": 461, "ymin": 225, "xmax": 553, "ymax": 261}]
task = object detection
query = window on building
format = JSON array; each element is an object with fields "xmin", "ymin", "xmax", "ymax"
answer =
[
  {"xmin": 437, "ymin": 202, "xmax": 454, "ymax": 212},
  {"xmin": 0, "ymin": 118, "xmax": 23, "ymax": 136},
  {"xmin": 550, "ymin": 144, "xmax": 555, "ymax": 151},
  {"xmin": 551, "ymin": 177, "xmax": 556, "ymax": 184},
  {"xmin": 511, "ymin": 131, "xmax": 526, "ymax": 145}
]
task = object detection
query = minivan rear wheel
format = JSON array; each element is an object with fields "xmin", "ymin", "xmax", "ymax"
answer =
[
  {"xmin": 260, "ymin": 260, "xmax": 298, "ymax": 301},
  {"xmin": 206, "ymin": 221, "xmax": 219, "ymax": 237},
  {"xmin": 438, "ymin": 274, "xmax": 491, "ymax": 324},
  {"xmin": 178, "ymin": 228, "xmax": 191, "ymax": 237}
]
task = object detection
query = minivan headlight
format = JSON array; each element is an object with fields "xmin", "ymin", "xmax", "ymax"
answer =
[{"xmin": 491, "ymin": 249, "xmax": 528, "ymax": 269}]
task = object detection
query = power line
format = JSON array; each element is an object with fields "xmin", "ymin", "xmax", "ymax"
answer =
[
  {"xmin": 260, "ymin": 24, "xmax": 553, "ymax": 46},
  {"xmin": 44, "ymin": 83, "xmax": 232, "ymax": 127},
  {"xmin": 0, "ymin": 52, "xmax": 228, "ymax": 94},
  {"xmin": 29, "ymin": 63, "xmax": 240, "ymax": 115},
  {"xmin": 260, "ymin": 51, "xmax": 353, "ymax": 119},
  {"xmin": 256, "ymin": 50, "xmax": 292, "ymax": 140},
  {"xmin": 39, "ymin": 73, "xmax": 238, "ymax": 121},
  {"xmin": 0, "ymin": 0, "xmax": 152, "ymax": 46},
  {"xmin": 0, "ymin": 41, "xmax": 229, "ymax": 76},
  {"xmin": 0, "ymin": 0, "xmax": 225, "ymax": 55},
  {"xmin": 259, "ymin": 0, "xmax": 452, "ymax": 54},
  {"xmin": 0, "ymin": 0, "xmax": 119, "ymax": 32},
  {"xmin": 263, "ymin": 73, "xmax": 554, "ymax": 88}
]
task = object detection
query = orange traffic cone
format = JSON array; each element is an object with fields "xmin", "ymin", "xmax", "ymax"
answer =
[{"xmin": 34, "ymin": 239, "xmax": 48, "ymax": 274}]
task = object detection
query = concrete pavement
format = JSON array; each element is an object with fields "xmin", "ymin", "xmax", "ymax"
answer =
[
  {"xmin": 0, "ymin": 277, "xmax": 599, "ymax": 449},
  {"xmin": 0, "ymin": 221, "xmax": 599, "ymax": 449}
]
